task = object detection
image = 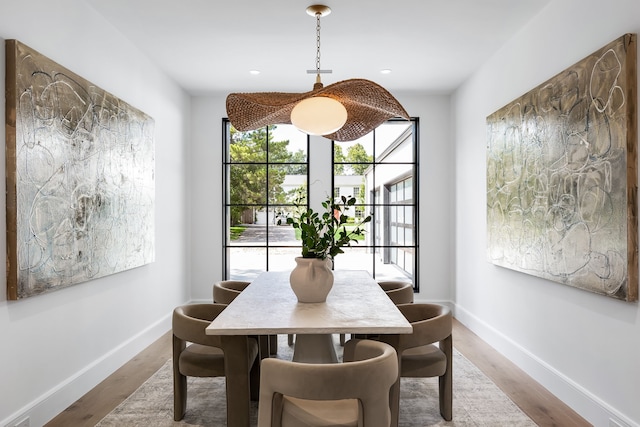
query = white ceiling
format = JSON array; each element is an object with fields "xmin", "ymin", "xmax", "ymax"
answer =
[{"xmin": 85, "ymin": 0, "xmax": 551, "ymax": 96}]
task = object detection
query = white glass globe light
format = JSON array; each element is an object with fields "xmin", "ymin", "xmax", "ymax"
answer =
[{"xmin": 290, "ymin": 96, "xmax": 348, "ymax": 136}]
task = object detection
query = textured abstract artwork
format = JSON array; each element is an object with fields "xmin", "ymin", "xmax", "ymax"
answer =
[
  {"xmin": 486, "ymin": 34, "xmax": 637, "ymax": 301},
  {"xmin": 5, "ymin": 40, "xmax": 155, "ymax": 300}
]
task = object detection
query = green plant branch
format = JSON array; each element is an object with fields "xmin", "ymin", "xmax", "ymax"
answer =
[{"xmin": 282, "ymin": 195, "xmax": 372, "ymax": 260}]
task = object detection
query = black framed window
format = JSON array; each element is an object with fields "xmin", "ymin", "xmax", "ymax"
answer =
[
  {"xmin": 223, "ymin": 121, "xmax": 309, "ymax": 280},
  {"xmin": 332, "ymin": 118, "xmax": 419, "ymax": 290}
]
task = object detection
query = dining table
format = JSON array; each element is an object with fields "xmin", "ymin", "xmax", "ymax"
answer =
[{"xmin": 205, "ymin": 269, "xmax": 412, "ymax": 426}]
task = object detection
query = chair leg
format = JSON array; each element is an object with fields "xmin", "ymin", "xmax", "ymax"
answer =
[
  {"xmin": 339, "ymin": 333, "xmax": 346, "ymax": 346},
  {"xmin": 173, "ymin": 370, "xmax": 187, "ymax": 421},
  {"xmin": 258, "ymin": 336, "xmax": 270, "ymax": 360},
  {"xmin": 440, "ymin": 335, "xmax": 453, "ymax": 421},
  {"xmin": 288, "ymin": 334, "xmax": 294, "ymax": 346},
  {"xmin": 250, "ymin": 349, "xmax": 260, "ymax": 401},
  {"xmin": 388, "ymin": 377, "xmax": 401, "ymax": 427},
  {"xmin": 269, "ymin": 335, "xmax": 278, "ymax": 355},
  {"xmin": 172, "ymin": 336, "xmax": 187, "ymax": 421}
]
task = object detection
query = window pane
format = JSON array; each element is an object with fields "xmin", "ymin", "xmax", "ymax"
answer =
[
  {"xmin": 229, "ymin": 164, "xmax": 266, "ymax": 205},
  {"xmin": 374, "ymin": 121, "xmax": 412, "ymax": 160},
  {"xmin": 374, "ymin": 263, "xmax": 412, "ymax": 283},
  {"xmin": 335, "ymin": 175, "xmax": 367, "ymax": 203},
  {"xmin": 405, "ymin": 206, "xmax": 413, "ymax": 225},
  {"xmin": 374, "ymin": 164, "xmax": 413, "ymax": 195},
  {"xmin": 268, "ymin": 166, "xmax": 307, "ymax": 204},
  {"xmin": 229, "ymin": 128, "xmax": 267, "ymax": 163},
  {"xmin": 332, "ymin": 119, "xmax": 417, "ymax": 288},
  {"xmin": 229, "ymin": 213, "xmax": 267, "ymax": 246},
  {"xmin": 224, "ymin": 122, "xmax": 309, "ymax": 280},
  {"xmin": 405, "ymin": 226, "xmax": 414, "ymax": 246},
  {"xmin": 351, "ymin": 204, "xmax": 371, "ymax": 222},
  {"xmin": 334, "ymin": 136, "xmax": 374, "ymax": 176},
  {"xmin": 267, "ymin": 247, "xmax": 302, "ymax": 272},
  {"xmin": 400, "ymin": 248, "xmax": 415, "ymax": 277},
  {"xmin": 229, "ymin": 247, "xmax": 266, "ymax": 280},
  {"xmin": 268, "ymin": 125, "xmax": 308, "ymax": 163},
  {"xmin": 404, "ymin": 177, "xmax": 413, "ymax": 201},
  {"xmin": 332, "ymin": 247, "xmax": 373, "ymax": 272},
  {"xmin": 379, "ymin": 139, "xmax": 414, "ymax": 163}
]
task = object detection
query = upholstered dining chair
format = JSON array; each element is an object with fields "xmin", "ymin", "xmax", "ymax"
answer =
[
  {"xmin": 172, "ymin": 303, "xmax": 260, "ymax": 426},
  {"xmin": 257, "ymin": 339, "xmax": 398, "ymax": 427},
  {"xmin": 340, "ymin": 280, "xmax": 414, "ymax": 345},
  {"xmin": 377, "ymin": 280, "xmax": 415, "ymax": 305},
  {"xmin": 378, "ymin": 303, "xmax": 453, "ymax": 427},
  {"xmin": 213, "ymin": 280, "xmax": 279, "ymax": 356}
]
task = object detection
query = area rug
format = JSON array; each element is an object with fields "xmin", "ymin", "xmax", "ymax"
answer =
[{"xmin": 97, "ymin": 335, "xmax": 537, "ymax": 426}]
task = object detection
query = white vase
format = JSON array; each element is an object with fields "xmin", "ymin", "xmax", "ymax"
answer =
[{"xmin": 289, "ymin": 257, "xmax": 334, "ymax": 303}]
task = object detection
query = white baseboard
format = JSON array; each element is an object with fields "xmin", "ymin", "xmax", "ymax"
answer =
[
  {"xmin": 2, "ymin": 313, "xmax": 172, "ymax": 427},
  {"xmin": 454, "ymin": 304, "xmax": 637, "ymax": 427}
]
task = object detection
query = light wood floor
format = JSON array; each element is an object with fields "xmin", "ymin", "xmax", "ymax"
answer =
[{"xmin": 46, "ymin": 318, "xmax": 591, "ymax": 427}]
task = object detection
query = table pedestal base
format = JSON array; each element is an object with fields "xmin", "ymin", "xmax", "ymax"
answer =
[{"xmin": 292, "ymin": 334, "xmax": 338, "ymax": 363}]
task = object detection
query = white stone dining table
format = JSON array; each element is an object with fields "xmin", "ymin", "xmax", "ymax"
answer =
[{"xmin": 206, "ymin": 269, "xmax": 413, "ymax": 363}]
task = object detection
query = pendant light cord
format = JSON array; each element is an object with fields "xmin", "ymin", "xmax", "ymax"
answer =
[{"xmin": 313, "ymin": 12, "xmax": 323, "ymax": 90}]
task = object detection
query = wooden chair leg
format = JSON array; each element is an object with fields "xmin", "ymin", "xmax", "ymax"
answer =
[
  {"xmin": 269, "ymin": 335, "xmax": 278, "ymax": 355},
  {"xmin": 288, "ymin": 334, "xmax": 294, "ymax": 346}
]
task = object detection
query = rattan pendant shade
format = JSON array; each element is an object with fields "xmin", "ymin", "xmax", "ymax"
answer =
[
  {"xmin": 225, "ymin": 4, "xmax": 409, "ymax": 142},
  {"xmin": 226, "ymin": 78, "xmax": 409, "ymax": 142}
]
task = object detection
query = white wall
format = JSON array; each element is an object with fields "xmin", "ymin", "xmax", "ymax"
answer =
[
  {"xmin": 453, "ymin": 0, "xmax": 640, "ymax": 426},
  {"xmin": 188, "ymin": 93, "xmax": 454, "ymax": 303},
  {"xmin": 0, "ymin": 1, "xmax": 190, "ymax": 426}
]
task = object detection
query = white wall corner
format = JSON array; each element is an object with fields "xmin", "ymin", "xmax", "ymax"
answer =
[
  {"xmin": 1, "ymin": 313, "xmax": 172, "ymax": 427},
  {"xmin": 454, "ymin": 304, "xmax": 639, "ymax": 427}
]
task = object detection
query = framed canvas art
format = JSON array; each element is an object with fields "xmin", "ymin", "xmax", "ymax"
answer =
[
  {"xmin": 486, "ymin": 34, "xmax": 637, "ymax": 301},
  {"xmin": 5, "ymin": 40, "xmax": 155, "ymax": 300}
]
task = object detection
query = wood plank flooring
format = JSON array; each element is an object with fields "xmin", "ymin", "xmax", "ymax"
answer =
[{"xmin": 46, "ymin": 318, "xmax": 591, "ymax": 427}]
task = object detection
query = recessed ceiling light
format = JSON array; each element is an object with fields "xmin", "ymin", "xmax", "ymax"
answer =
[
  {"xmin": 380, "ymin": 69, "xmax": 392, "ymax": 74},
  {"xmin": 249, "ymin": 70, "xmax": 261, "ymax": 75}
]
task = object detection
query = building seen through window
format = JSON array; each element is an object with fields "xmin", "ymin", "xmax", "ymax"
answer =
[{"xmin": 333, "ymin": 118, "xmax": 418, "ymax": 289}]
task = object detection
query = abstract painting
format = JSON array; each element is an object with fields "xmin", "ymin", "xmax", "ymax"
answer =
[
  {"xmin": 486, "ymin": 34, "xmax": 637, "ymax": 301},
  {"xmin": 5, "ymin": 40, "xmax": 155, "ymax": 300}
]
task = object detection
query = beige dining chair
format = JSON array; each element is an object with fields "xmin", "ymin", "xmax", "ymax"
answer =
[
  {"xmin": 258, "ymin": 339, "xmax": 398, "ymax": 427},
  {"xmin": 213, "ymin": 279, "xmax": 250, "ymax": 304},
  {"xmin": 377, "ymin": 280, "xmax": 415, "ymax": 305},
  {"xmin": 173, "ymin": 303, "xmax": 260, "ymax": 426},
  {"xmin": 340, "ymin": 280, "xmax": 414, "ymax": 345},
  {"xmin": 213, "ymin": 280, "xmax": 279, "ymax": 356},
  {"xmin": 378, "ymin": 303, "xmax": 453, "ymax": 427}
]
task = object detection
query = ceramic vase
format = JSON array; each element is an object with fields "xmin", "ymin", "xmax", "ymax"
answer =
[{"xmin": 289, "ymin": 257, "xmax": 334, "ymax": 303}]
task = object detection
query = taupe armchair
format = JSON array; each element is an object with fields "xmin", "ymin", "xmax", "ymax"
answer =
[
  {"xmin": 213, "ymin": 279, "xmax": 250, "ymax": 304},
  {"xmin": 377, "ymin": 280, "xmax": 414, "ymax": 305},
  {"xmin": 173, "ymin": 303, "xmax": 259, "ymax": 426},
  {"xmin": 213, "ymin": 280, "xmax": 279, "ymax": 356},
  {"xmin": 258, "ymin": 339, "xmax": 398, "ymax": 427},
  {"xmin": 378, "ymin": 303, "xmax": 453, "ymax": 427}
]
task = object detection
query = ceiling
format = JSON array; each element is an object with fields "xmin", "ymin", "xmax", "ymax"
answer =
[{"xmin": 85, "ymin": 0, "xmax": 551, "ymax": 96}]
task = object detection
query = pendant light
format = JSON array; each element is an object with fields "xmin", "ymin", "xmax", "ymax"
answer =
[
  {"xmin": 289, "ymin": 6, "xmax": 347, "ymax": 135},
  {"xmin": 226, "ymin": 5, "xmax": 409, "ymax": 142}
]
